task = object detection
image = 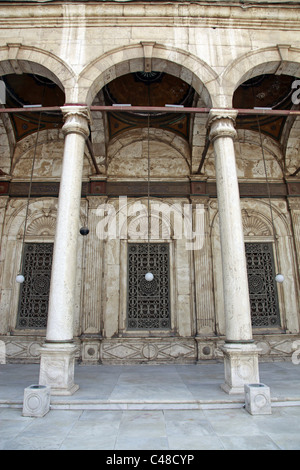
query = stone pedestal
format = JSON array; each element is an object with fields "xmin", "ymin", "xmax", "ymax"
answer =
[
  {"xmin": 244, "ymin": 383, "xmax": 272, "ymax": 415},
  {"xmin": 23, "ymin": 384, "xmax": 51, "ymax": 417},
  {"xmin": 39, "ymin": 342, "xmax": 79, "ymax": 395},
  {"xmin": 80, "ymin": 335, "xmax": 102, "ymax": 364},
  {"xmin": 221, "ymin": 343, "xmax": 260, "ymax": 394}
]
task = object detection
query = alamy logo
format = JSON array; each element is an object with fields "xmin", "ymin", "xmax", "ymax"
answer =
[
  {"xmin": 292, "ymin": 340, "xmax": 300, "ymax": 365},
  {"xmin": 0, "ymin": 340, "xmax": 6, "ymax": 364},
  {"xmin": 0, "ymin": 80, "xmax": 6, "ymax": 105},
  {"xmin": 95, "ymin": 196, "xmax": 205, "ymax": 251},
  {"xmin": 292, "ymin": 80, "xmax": 300, "ymax": 105}
]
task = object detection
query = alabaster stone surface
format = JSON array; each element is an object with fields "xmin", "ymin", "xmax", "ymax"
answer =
[
  {"xmin": 23, "ymin": 384, "xmax": 51, "ymax": 418},
  {"xmin": 0, "ymin": 1, "xmax": 298, "ymax": 398},
  {"xmin": 221, "ymin": 343, "xmax": 260, "ymax": 395},
  {"xmin": 244, "ymin": 383, "xmax": 272, "ymax": 415},
  {"xmin": 39, "ymin": 343, "xmax": 79, "ymax": 396}
]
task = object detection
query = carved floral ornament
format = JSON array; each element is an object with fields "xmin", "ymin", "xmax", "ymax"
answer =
[
  {"xmin": 242, "ymin": 210, "xmax": 272, "ymax": 237},
  {"xmin": 211, "ymin": 207, "xmax": 274, "ymax": 238},
  {"xmin": 25, "ymin": 214, "xmax": 56, "ymax": 238}
]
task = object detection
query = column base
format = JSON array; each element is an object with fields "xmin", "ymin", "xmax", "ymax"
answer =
[
  {"xmin": 221, "ymin": 342, "xmax": 260, "ymax": 394},
  {"xmin": 39, "ymin": 342, "xmax": 79, "ymax": 396}
]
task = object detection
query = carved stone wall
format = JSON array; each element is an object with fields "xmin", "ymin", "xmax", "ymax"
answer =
[{"xmin": 0, "ymin": 1, "xmax": 299, "ymax": 364}]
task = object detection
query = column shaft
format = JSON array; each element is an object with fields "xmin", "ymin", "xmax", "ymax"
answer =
[
  {"xmin": 39, "ymin": 106, "xmax": 90, "ymax": 395},
  {"xmin": 208, "ymin": 109, "xmax": 260, "ymax": 393}
]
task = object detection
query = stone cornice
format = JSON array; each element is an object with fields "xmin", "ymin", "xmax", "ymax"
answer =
[{"xmin": 0, "ymin": 2, "xmax": 300, "ymax": 30}]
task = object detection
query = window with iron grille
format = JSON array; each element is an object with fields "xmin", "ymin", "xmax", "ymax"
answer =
[
  {"xmin": 17, "ymin": 243, "xmax": 53, "ymax": 329},
  {"xmin": 127, "ymin": 243, "xmax": 170, "ymax": 330},
  {"xmin": 245, "ymin": 242, "xmax": 281, "ymax": 328}
]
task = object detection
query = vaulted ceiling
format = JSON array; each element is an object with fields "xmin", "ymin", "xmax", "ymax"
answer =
[
  {"xmin": 102, "ymin": 71, "xmax": 195, "ymax": 141},
  {"xmin": 0, "ymin": 71, "xmax": 297, "ymax": 161},
  {"xmin": 233, "ymin": 73, "xmax": 296, "ymax": 141},
  {"xmin": 2, "ymin": 73, "xmax": 64, "ymax": 141}
]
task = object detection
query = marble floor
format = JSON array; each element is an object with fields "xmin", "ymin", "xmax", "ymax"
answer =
[{"xmin": 0, "ymin": 361, "xmax": 300, "ymax": 450}]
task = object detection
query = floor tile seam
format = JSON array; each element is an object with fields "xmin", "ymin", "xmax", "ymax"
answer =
[
  {"xmin": 203, "ymin": 420, "xmax": 286, "ymax": 444},
  {"xmin": 113, "ymin": 409, "xmax": 132, "ymax": 449},
  {"xmin": 164, "ymin": 416, "xmax": 227, "ymax": 450},
  {"xmin": 216, "ymin": 433, "xmax": 282, "ymax": 450},
  {"xmin": 162, "ymin": 408, "xmax": 218, "ymax": 440},
  {"xmin": 161, "ymin": 409, "xmax": 169, "ymax": 442},
  {"xmin": 56, "ymin": 409, "xmax": 85, "ymax": 450},
  {"xmin": 259, "ymin": 430, "xmax": 286, "ymax": 450},
  {"xmin": 4, "ymin": 414, "xmax": 37, "ymax": 441},
  {"xmin": 200, "ymin": 409, "xmax": 264, "ymax": 437}
]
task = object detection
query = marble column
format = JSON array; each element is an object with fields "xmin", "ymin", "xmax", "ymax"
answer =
[
  {"xmin": 207, "ymin": 109, "xmax": 260, "ymax": 394},
  {"xmin": 39, "ymin": 106, "xmax": 90, "ymax": 395}
]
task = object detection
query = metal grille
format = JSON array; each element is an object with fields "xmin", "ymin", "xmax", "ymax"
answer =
[
  {"xmin": 17, "ymin": 243, "xmax": 53, "ymax": 329},
  {"xmin": 245, "ymin": 242, "xmax": 280, "ymax": 328},
  {"xmin": 127, "ymin": 243, "xmax": 170, "ymax": 329}
]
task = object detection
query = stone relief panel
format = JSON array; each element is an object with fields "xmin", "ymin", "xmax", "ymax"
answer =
[
  {"xmin": 11, "ymin": 130, "xmax": 93, "ymax": 179},
  {"xmin": 203, "ymin": 130, "xmax": 283, "ymax": 180},
  {"xmin": 284, "ymin": 116, "xmax": 300, "ymax": 176},
  {"xmin": 107, "ymin": 129, "xmax": 190, "ymax": 179},
  {"xmin": 1, "ymin": 333, "xmax": 299, "ymax": 364},
  {"xmin": 211, "ymin": 198, "xmax": 300, "ymax": 336},
  {"xmin": 97, "ymin": 197, "xmax": 195, "ymax": 340},
  {"xmin": 0, "ymin": 198, "xmax": 84, "ymax": 340},
  {"xmin": 0, "ymin": 115, "xmax": 13, "ymax": 175},
  {"xmin": 101, "ymin": 338, "xmax": 196, "ymax": 364}
]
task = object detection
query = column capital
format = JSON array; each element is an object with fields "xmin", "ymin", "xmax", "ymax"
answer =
[
  {"xmin": 207, "ymin": 108, "xmax": 238, "ymax": 142},
  {"xmin": 61, "ymin": 105, "xmax": 91, "ymax": 139},
  {"xmin": 190, "ymin": 195, "xmax": 210, "ymax": 208}
]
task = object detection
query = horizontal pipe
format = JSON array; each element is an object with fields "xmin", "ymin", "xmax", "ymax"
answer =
[{"xmin": 0, "ymin": 105, "xmax": 299, "ymax": 116}]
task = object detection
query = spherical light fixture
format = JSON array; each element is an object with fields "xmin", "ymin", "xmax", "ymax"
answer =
[
  {"xmin": 80, "ymin": 226, "xmax": 89, "ymax": 236},
  {"xmin": 16, "ymin": 274, "xmax": 25, "ymax": 283},
  {"xmin": 275, "ymin": 273, "xmax": 284, "ymax": 283},
  {"xmin": 145, "ymin": 272, "xmax": 154, "ymax": 282}
]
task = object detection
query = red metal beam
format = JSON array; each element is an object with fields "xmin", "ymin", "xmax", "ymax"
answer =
[{"xmin": 0, "ymin": 105, "xmax": 299, "ymax": 116}]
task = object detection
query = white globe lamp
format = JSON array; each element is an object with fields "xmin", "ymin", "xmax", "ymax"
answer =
[
  {"xmin": 16, "ymin": 274, "xmax": 25, "ymax": 283},
  {"xmin": 275, "ymin": 273, "xmax": 284, "ymax": 283}
]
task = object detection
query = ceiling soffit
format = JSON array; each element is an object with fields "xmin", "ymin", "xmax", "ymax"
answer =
[
  {"xmin": 102, "ymin": 71, "xmax": 195, "ymax": 141},
  {"xmin": 2, "ymin": 73, "xmax": 64, "ymax": 142},
  {"xmin": 233, "ymin": 73, "xmax": 296, "ymax": 141}
]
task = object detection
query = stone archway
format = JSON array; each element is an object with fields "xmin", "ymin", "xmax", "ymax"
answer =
[
  {"xmin": 0, "ymin": 43, "xmax": 75, "ymax": 98},
  {"xmin": 77, "ymin": 42, "xmax": 218, "ymax": 106},
  {"xmin": 221, "ymin": 45, "xmax": 300, "ymax": 103}
]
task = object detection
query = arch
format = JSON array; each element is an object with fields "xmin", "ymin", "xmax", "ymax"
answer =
[
  {"xmin": 283, "ymin": 114, "xmax": 300, "ymax": 176},
  {"xmin": 235, "ymin": 129, "xmax": 284, "ymax": 179},
  {"xmin": 3, "ymin": 199, "xmax": 58, "ymax": 240},
  {"xmin": 211, "ymin": 198, "xmax": 292, "ymax": 240},
  {"xmin": 210, "ymin": 198, "xmax": 298, "ymax": 334},
  {"xmin": 203, "ymin": 129, "xmax": 284, "ymax": 180},
  {"xmin": 0, "ymin": 43, "xmax": 76, "ymax": 101},
  {"xmin": 78, "ymin": 43, "xmax": 218, "ymax": 106},
  {"xmin": 98, "ymin": 197, "xmax": 188, "ymax": 241},
  {"xmin": 11, "ymin": 129, "xmax": 93, "ymax": 179},
  {"xmin": 222, "ymin": 45, "xmax": 300, "ymax": 104},
  {"xmin": 241, "ymin": 209, "xmax": 273, "ymax": 238},
  {"xmin": 107, "ymin": 127, "xmax": 191, "ymax": 178}
]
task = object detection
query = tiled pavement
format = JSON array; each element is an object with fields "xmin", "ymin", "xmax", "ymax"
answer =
[{"xmin": 0, "ymin": 361, "xmax": 300, "ymax": 450}]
